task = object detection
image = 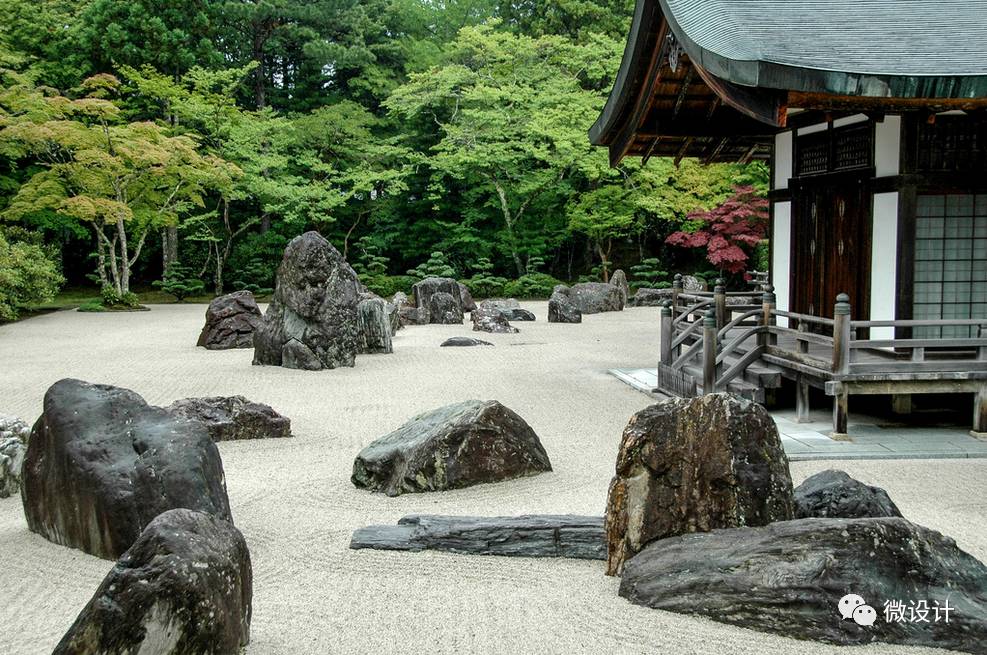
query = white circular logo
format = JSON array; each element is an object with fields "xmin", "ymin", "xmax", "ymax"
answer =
[
  {"xmin": 838, "ymin": 593, "xmax": 866, "ymax": 620},
  {"xmin": 852, "ymin": 604, "xmax": 877, "ymax": 627}
]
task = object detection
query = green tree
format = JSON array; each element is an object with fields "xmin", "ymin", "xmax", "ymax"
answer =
[{"xmin": 0, "ymin": 229, "xmax": 63, "ymax": 320}]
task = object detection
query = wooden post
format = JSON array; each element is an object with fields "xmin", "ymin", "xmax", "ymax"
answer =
[
  {"xmin": 760, "ymin": 284, "xmax": 775, "ymax": 348},
  {"xmin": 714, "ymin": 278, "xmax": 727, "ymax": 331},
  {"xmin": 831, "ymin": 293, "xmax": 852, "ymax": 440},
  {"xmin": 796, "ymin": 375, "xmax": 810, "ymax": 423},
  {"xmin": 892, "ymin": 395, "xmax": 912, "ymax": 415},
  {"xmin": 671, "ymin": 273, "xmax": 682, "ymax": 313},
  {"xmin": 702, "ymin": 309, "xmax": 717, "ymax": 394},
  {"xmin": 659, "ymin": 301, "xmax": 673, "ymax": 366},
  {"xmin": 973, "ymin": 384, "xmax": 987, "ymax": 439}
]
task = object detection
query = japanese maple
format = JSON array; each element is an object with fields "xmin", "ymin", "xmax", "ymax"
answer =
[{"xmin": 665, "ymin": 185, "xmax": 768, "ymax": 275}]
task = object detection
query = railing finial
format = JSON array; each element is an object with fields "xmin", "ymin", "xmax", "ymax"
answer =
[
  {"xmin": 835, "ymin": 293, "xmax": 851, "ymax": 316},
  {"xmin": 762, "ymin": 284, "xmax": 776, "ymax": 304}
]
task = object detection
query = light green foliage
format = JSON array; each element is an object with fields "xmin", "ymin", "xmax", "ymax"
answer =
[
  {"xmin": 407, "ymin": 251, "xmax": 456, "ymax": 280},
  {"xmin": 463, "ymin": 257, "xmax": 508, "ymax": 298},
  {"xmin": 0, "ymin": 229, "xmax": 63, "ymax": 320},
  {"xmin": 503, "ymin": 273, "xmax": 564, "ymax": 299},
  {"xmin": 754, "ymin": 239, "xmax": 770, "ymax": 272},
  {"xmin": 153, "ymin": 261, "xmax": 206, "ymax": 302}
]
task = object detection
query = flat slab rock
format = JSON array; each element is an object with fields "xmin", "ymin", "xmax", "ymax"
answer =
[
  {"xmin": 440, "ymin": 337, "xmax": 493, "ymax": 347},
  {"xmin": 620, "ymin": 517, "xmax": 987, "ymax": 653},
  {"xmin": 54, "ymin": 509, "xmax": 252, "ymax": 655},
  {"xmin": 351, "ymin": 399, "xmax": 552, "ymax": 496},
  {"xmin": 21, "ymin": 379, "xmax": 232, "ymax": 560},
  {"xmin": 165, "ymin": 396, "xmax": 291, "ymax": 442},
  {"xmin": 351, "ymin": 514, "xmax": 605, "ymax": 560}
]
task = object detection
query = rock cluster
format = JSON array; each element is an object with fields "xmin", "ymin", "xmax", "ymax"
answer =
[
  {"xmin": 605, "ymin": 393, "xmax": 794, "ymax": 575},
  {"xmin": 352, "ymin": 399, "xmax": 551, "ymax": 496},
  {"xmin": 351, "ymin": 514, "xmax": 605, "ymax": 560},
  {"xmin": 21, "ymin": 379, "xmax": 233, "ymax": 559},
  {"xmin": 165, "ymin": 395, "xmax": 291, "ymax": 442},
  {"xmin": 54, "ymin": 509, "xmax": 252, "ymax": 655},
  {"xmin": 196, "ymin": 290, "xmax": 263, "ymax": 350},
  {"xmin": 471, "ymin": 303, "xmax": 519, "ymax": 333},
  {"xmin": 411, "ymin": 277, "xmax": 472, "ymax": 324},
  {"xmin": 253, "ymin": 231, "xmax": 362, "ymax": 370}
]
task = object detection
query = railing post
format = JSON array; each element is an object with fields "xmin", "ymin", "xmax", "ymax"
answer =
[
  {"xmin": 714, "ymin": 278, "xmax": 727, "ymax": 331},
  {"xmin": 659, "ymin": 301, "xmax": 673, "ymax": 365},
  {"xmin": 671, "ymin": 273, "xmax": 682, "ymax": 313},
  {"xmin": 759, "ymin": 284, "xmax": 775, "ymax": 348},
  {"xmin": 979, "ymin": 325, "xmax": 987, "ymax": 362},
  {"xmin": 831, "ymin": 293, "xmax": 852, "ymax": 440},
  {"xmin": 703, "ymin": 308, "xmax": 718, "ymax": 394}
]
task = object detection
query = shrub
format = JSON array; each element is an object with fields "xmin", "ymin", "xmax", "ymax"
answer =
[
  {"xmin": 233, "ymin": 257, "xmax": 274, "ymax": 296},
  {"xmin": 364, "ymin": 274, "xmax": 416, "ymax": 298},
  {"xmin": 463, "ymin": 258, "xmax": 508, "ymax": 298},
  {"xmin": 503, "ymin": 273, "xmax": 564, "ymax": 299},
  {"xmin": 629, "ymin": 258, "xmax": 670, "ymax": 290},
  {"xmin": 153, "ymin": 262, "xmax": 206, "ymax": 302},
  {"xmin": 80, "ymin": 287, "xmax": 144, "ymax": 312},
  {"xmin": 0, "ymin": 232, "xmax": 64, "ymax": 321},
  {"xmin": 407, "ymin": 251, "xmax": 456, "ymax": 279},
  {"xmin": 753, "ymin": 239, "xmax": 770, "ymax": 272}
]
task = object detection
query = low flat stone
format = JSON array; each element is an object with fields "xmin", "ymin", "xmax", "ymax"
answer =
[
  {"xmin": 165, "ymin": 396, "xmax": 291, "ymax": 442},
  {"xmin": 620, "ymin": 517, "xmax": 987, "ymax": 653},
  {"xmin": 629, "ymin": 288, "xmax": 671, "ymax": 307},
  {"xmin": 351, "ymin": 514, "xmax": 605, "ymax": 560},
  {"xmin": 440, "ymin": 337, "xmax": 494, "ymax": 347},
  {"xmin": 794, "ymin": 469, "xmax": 903, "ymax": 519},
  {"xmin": 501, "ymin": 308, "xmax": 536, "ymax": 321}
]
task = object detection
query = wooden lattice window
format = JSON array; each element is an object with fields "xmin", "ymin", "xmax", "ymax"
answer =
[
  {"xmin": 916, "ymin": 116, "xmax": 987, "ymax": 173},
  {"xmin": 796, "ymin": 123, "xmax": 873, "ymax": 176}
]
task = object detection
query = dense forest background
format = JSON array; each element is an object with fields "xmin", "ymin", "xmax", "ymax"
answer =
[{"xmin": 0, "ymin": 0, "xmax": 767, "ymax": 317}]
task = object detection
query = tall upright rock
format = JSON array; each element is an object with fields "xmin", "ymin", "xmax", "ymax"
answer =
[{"xmin": 253, "ymin": 232, "xmax": 361, "ymax": 370}]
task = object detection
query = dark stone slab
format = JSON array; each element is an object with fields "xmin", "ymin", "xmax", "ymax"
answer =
[
  {"xmin": 621, "ymin": 517, "xmax": 987, "ymax": 653},
  {"xmin": 352, "ymin": 399, "xmax": 551, "ymax": 496},
  {"xmin": 21, "ymin": 379, "xmax": 233, "ymax": 560},
  {"xmin": 165, "ymin": 396, "xmax": 291, "ymax": 442},
  {"xmin": 440, "ymin": 337, "xmax": 494, "ymax": 347},
  {"xmin": 605, "ymin": 393, "xmax": 793, "ymax": 575},
  {"xmin": 350, "ymin": 514, "xmax": 605, "ymax": 560},
  {"xmin": 252, "ymin": 231, "xmax": 361, "ymax": 370},
  {"xmin": 196, "ymin": 291, "xmax": 263, "ymax": 350},
  {"xmin": 501, "ymin": 308, "xmax": 536, "ymax": 321},
  {"xmin": 54, "ymin": 509, "xmax": 252, "ymax": 655},
  {"xmin": 794, "ymin": 469, "xmax": 903, "ymax": 519}
]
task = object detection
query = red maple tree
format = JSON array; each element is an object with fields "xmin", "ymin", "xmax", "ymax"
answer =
[{"xmin": 665, "ymin": 185, "xmax": 768, "ymax": 275}]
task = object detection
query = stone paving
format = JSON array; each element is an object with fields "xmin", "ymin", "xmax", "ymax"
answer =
[{"xmin": 611, "ymin": 368, "xmax": 987, "ymax": 461}]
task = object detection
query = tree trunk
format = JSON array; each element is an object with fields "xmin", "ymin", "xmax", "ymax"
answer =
[
  {"xmin": 492, "ymin": 180, "xmax": 525, "ymax": 277},
  {"xmin": 161, "ymin": 226, "xmax": 179, "ymax": 271},
  {"xmin": 253, "ymin": 29, "xmax": 267, "ymax": 109},
  {"xmin": 116, "ymin": 217, "xmax": 130, "ymax": 295},
  {"xmin": 95, "ymin": 231, "xmax": 108, "ymax": 288}
]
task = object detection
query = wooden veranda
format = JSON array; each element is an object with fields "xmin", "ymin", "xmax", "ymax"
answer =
[{"xmin": 657, "ymin": 275, "xmax": 987, "ymax": 438}]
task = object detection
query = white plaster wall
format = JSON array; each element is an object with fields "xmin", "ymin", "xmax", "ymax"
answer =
[
  {"xmin": 875, "ymin": 115, "xmax": 902, "ymax": 177},
  {"xmin": 870, "ymin": 192, "xmax": 900, "ymax": 340},
  {"xmin": 833, "ymin": 113, "xmax": 869, "ymax": 128},
  {"xmin": 797, "ymin": 122, "xmax": 828, "ymax": 136},
  {"xmin": 773, "ymin": 131, "xmax": 792, "ymax": 190},
  {"xmin": 772, "ymin": 201, "xmax": 791, "ymax": 328}
]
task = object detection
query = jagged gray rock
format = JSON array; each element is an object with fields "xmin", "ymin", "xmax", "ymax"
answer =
[
  {"xmin": 53, "ymin": 509, "xmax": 252, "ymax": 655},
  {"xmin": 0, "ymin": 415, "xmax": 29, "ymax": 498},
  {"xmin": 629, "ymin": 288, "xmax": 671, "ymax": 307},
  {"xmin": 196, "ymin": 291, "xmax": 262, "ymax": 350},
  {"xmin": 440, "ymin": 337, "xmax": 493, "ymax": 347},
  {"xmin": 351, "ymin": 514, "xmax": 605, "ymax": 560},
  {"xmin": 412, "ymin": 277, "xmax": 469, "ymax": 324},
  {"xmin": 472, "ymin": 304, "xmax": 519, "ymax": 333},
  {"xmin": 357, "ymin": 295, "xmax": 394, "ymax": 354},
  {"xmin": 428, "ymin": 291, "xmax": 464, "ymax": 324},
  {"xmin": 620, "ymin": 517, "xmax": 987, "ymax": 653},
  {"xmin": 21, "ymin": 379, "xmax": 232, "ymax": 560},
  {"xmin": 566, "ymin": 282, "xmax": 624, "ymax": 314},
  {"xmin": 252, "ymin": 231, "xmax": 361, "ymax": 370},
  {"xmin": 794, "ymin": 469, "xmax": 903, "ymax": 519},
  {"xmin": 610, "ymin": 269, "xmax": 629, "ymax": 305},
  {"xmin": 605, "ymin": 393, "xmax": 794, "ymax": 575},
  {"xmin": 165, "ymin": 396, "xmax": 291, "ymax": 442},
  {"xmin": 548, "ymin": 285, "xmax": 581, "ymax": 323},
  {"xmin": 352, "ymin": 399, "xmax": 552, "ymax": 496}
]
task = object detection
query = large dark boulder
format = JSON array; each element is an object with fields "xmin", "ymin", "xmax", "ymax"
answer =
[
  {"xmin": 567, "ymin": 282, "xmax": 624, "ymax": 314},
  {"xmin": 252, "ymin": 231, "xmax": 361, "ymax": 370},
  {"xmin": 548, "ymin": 285, "xmax": 581, "ymax": 323},
  {"xmin": 351, "ymin": 514, "xmax": 605, "ymax": 560},
  {"xmin": 54, "ymin": 509, "xmax": 252, "ymax": 655},
  {"xmin": 620, "ymin": 517, "xmax": 987, "ymax": 653},
  {"xmin": 21, "ymin": 379, "xmax": 233, "ymax": 560},
  {"xmin": 471, "ymin": 304, "xmax": 519, "ymax": 333},
  {"xmin": 165, "ymin": 396, "xmax": 291, "ymax": 442},
  {"xmin": 412, "ymin": 277, "xmax": 469, "ymax": 324},
  {"xmin": 0, "ymin": 415, "xmax": 29, "ymax": 498},
  {"xmin": 794, "ymin": 469, "xmax": 903, "ymax": 519},
  {"xmin": 605, "ymin": 393, "xmax": 794, "ymax": 575},
  {"xmin": 428, "ymin": 291, "xmax": 464, "ymax": 324},
  {"xmin": 357, "ymin": 294, "xmax": 394, "ymax": 354},
  {"xmin": 629, "ymin": 288, "xmax": 671, "ymax": 307},
  {"xmin": 352, "ymin": 399, "xmax": 552, "ymax": 496},
  {"xmin": 196, "ymin": 291, "xmax": 262, "ymax": 350}
]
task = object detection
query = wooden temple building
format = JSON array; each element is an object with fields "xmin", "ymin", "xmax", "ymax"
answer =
[{"xmin": 591, "ymin": 0, "xmax": 987, "ymax": 437}]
